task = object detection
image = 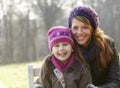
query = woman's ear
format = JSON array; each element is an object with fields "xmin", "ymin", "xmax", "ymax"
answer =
[{"xmin": 71, "ymin": 49, "xmax": 74, "ymax": 52}]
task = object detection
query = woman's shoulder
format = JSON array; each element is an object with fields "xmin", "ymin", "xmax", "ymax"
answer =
[{"xmin": 104, "ymin": 35, "xmax": 114, "ymax": 45}]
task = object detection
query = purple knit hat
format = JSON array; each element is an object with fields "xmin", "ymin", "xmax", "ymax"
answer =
[
  {"xmin": 48, "ymin": 26, "xmax": 74, "ymax": 51},
  {"xmin": 68, "ymin": 6, "xmax": 99, "ymax": 30}
]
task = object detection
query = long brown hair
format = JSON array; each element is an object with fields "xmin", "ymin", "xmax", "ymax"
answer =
[
  {"xmin": 93, "ymin": 28, "xmax": 113, "ymax": 69},
  {"xmin": 72, "ymin": 16, "xmax": 113, "ymax": 70},
  {"xmin": 40, "ymin": 54, "xmax": 52, "ymax": 88}
]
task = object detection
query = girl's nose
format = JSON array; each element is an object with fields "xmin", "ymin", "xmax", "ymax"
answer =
[{"xmin": 59, "ymin": 45, "xmax": 64, "ymax": 50}]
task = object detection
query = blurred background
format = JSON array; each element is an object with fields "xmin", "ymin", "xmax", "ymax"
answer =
[
  {"xmin": 0, "ymin": 0, "xmax": 120, "ymax": 88},
  {"xmin": 0, "ymin": 0, "xmax": 120, "ymax": 65}
]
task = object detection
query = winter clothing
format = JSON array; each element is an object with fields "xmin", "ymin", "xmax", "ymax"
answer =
[
  {"xmin": 35, "ymin": 25, "xmax": 96, "ymax": 88},
  {"xmin": 79, "ymin": 37, "xmax": 120, "ymax": 88},
  {"xmin": 36, "ymin": 54, "xmax": 93, "ymax": 88},
  {"xmin": 51, "ymin": 55, "xmax": 74, "ymax": 73},
  {"xmin": 48, "ymin": 26, "xmax": 74, "ymax": 51},
  {"xmin": 68, "ymin": 6, "xmax": 99, "ymax": 30}
]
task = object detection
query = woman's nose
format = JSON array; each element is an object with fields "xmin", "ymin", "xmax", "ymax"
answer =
[{"xmin": 77, "ymin": 29, "xmax": 82, "ymax": 34}]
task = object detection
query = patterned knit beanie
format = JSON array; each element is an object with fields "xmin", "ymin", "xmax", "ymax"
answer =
[
  {"xmin": 68, "ymin": 6, "xmax": 99, "ymax": 30},
  {"xmin": 48, "ymin": 26, "xmax": 74, "ymax": 51}
]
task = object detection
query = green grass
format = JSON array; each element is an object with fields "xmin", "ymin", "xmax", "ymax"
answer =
[
  {"xmin": 0, "ymin": 53, "xmax": 119, "ymax": 88},
  {"xmin": 0, "ymin": 61, "xmax": 42, "ymax": 88}
]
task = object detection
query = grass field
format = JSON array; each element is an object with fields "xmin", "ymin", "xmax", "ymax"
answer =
[
  {"xmin": 0, "ymin": 61, "xmax": 42, "ymax": 88},
  {"xmin": 0, "ymin": 54, "xmax": 119, "ymax": 88}
]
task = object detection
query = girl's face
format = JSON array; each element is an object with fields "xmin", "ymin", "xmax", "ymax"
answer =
[
  {"xmin": 71, "ymin": 18, "xmax": 93, "ymax": 47},
  {"xmin": 52, "ymin": 42, "xmax": 73, "ymax": 64}
]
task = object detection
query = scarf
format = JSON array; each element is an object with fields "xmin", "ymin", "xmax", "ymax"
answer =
[
  {"xmin": 79, "ymin": 40, "xmax": 97, "ymax": 64},
  {"xmin": 51, "ymin": 55, "xmax": 74, "ymax": 73}
]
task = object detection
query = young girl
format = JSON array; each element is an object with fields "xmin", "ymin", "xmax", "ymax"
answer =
[{"xmin": 35, "ymin": 26, "xmax": 95, "ymax": 88}]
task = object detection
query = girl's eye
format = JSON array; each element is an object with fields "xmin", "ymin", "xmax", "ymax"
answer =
[
  {"xmin": 63, "ymin": 43, "xmax": 68, "ymax": 46},
  {"xmin": 54, "ymin": 44, "xmax": 59, "ymax": 47}
]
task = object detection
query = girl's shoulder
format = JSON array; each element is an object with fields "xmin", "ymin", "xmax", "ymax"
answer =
[
  {"xmin": 41, "ymin": 54, "xmax": 54, "ymax": 70},
  {"xmin": 40, "ymin": 54, "xmax": 55, "ymax": 76},
  {"xmin": 42, "ymin": 54, "xmax": 52, "ymax": 63},
  {"xmin": 71, "ymin": 59, "xmax": 89, "ymax": 71}
]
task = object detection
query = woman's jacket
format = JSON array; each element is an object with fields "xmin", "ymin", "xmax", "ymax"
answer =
[{"xmin": 79, "ymin": 37, "xmax": 120, "ymax": 88}]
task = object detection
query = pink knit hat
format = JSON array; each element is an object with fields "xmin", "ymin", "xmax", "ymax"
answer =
[{"xmin": 48, "ymin": 26, "xmax": 74, "ymax": 51}]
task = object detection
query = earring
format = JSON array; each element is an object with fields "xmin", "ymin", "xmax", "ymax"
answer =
[{"xmin": 71, "ymin": 50, "xmax": 74, "ymax": 52}]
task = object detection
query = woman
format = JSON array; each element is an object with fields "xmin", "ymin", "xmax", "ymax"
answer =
[{"xmin": 68, "ymin": 6, "xmax": 120, "ymax": 88}]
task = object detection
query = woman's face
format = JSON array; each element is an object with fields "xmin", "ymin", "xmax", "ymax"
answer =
[{"xmin": 71, "ymin": 18, "xmax": 93, "ymax": 47}]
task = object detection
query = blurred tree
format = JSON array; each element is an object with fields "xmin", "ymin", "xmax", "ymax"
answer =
[
  {"xmin": 14, "ymin": 1, "xmax": 37, "ymax": 62},
  {"xmin": 102, "ymin": 0, "xmax": 120, "ymax": 50},
  {"xmin": 34, "ymin": 0, "xmax": 76, "ymax": 30},
  {"xmin": 0, "ymin": 0, "xmax": 14, "ymax": 64}
]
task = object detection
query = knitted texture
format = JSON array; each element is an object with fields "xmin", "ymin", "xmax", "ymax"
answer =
[
  {"xmin": 48, "ymin": 26, "xmax": 74, "ymax": 51},
  {"xmin": 68, "ymin": 6, "xmax": 99, "ymax": 30}
]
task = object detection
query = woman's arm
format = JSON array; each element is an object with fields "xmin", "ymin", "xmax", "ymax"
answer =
[{"xmin": 98, "ymin": 41, "xmax": 120, "ymax": 88}]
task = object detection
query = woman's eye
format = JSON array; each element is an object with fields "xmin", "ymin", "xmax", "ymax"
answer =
[
  {"xmin": 83, "ymin": 26, "xmax": 88, "ymax": 29},
  {"xmin": 72, "ymin": 26, "xmax": 78, "ymax": 30}
]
